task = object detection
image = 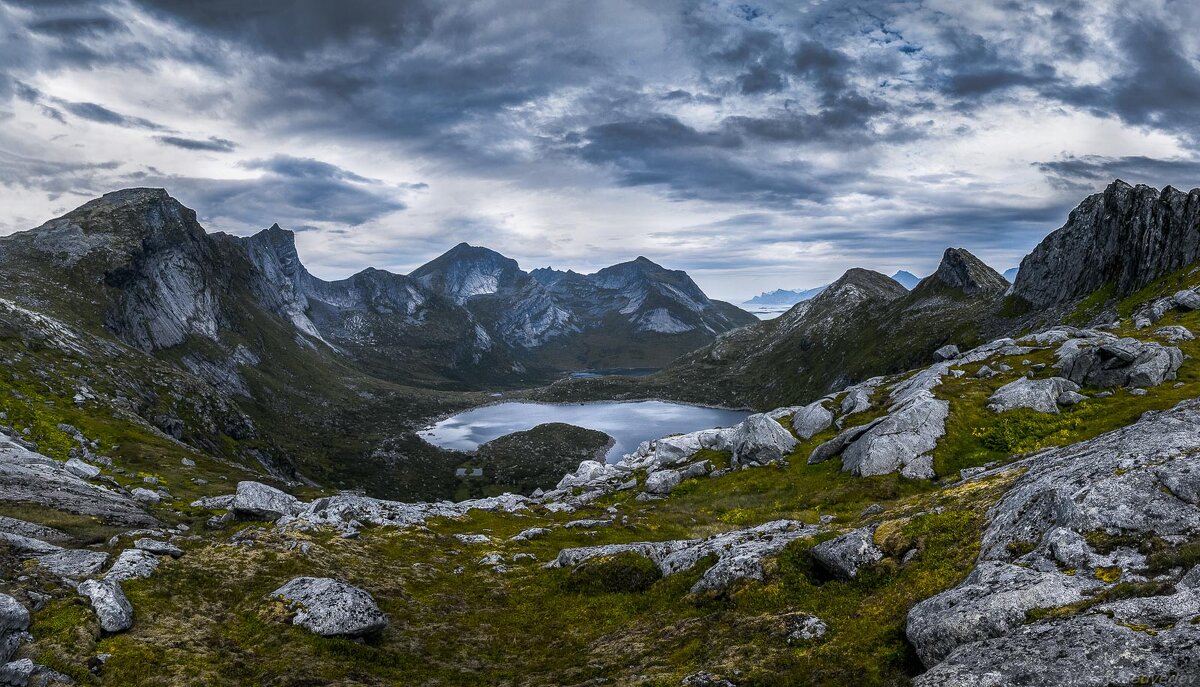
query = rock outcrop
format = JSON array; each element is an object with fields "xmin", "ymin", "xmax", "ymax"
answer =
[
  {"xmin": 1013, "ymin": 181, "xmax": 1200, "ymax": 309},
  {"xmin": 270, "ymin": 577, "xmax": 388, "ymax": 637},
  {"xmin": 0, "ymin": 437, "xmax": 155, "ymax": 527},
  {"xmin": 986, "ymin": 377, "xmax": 1081, "ymax": 414},
  {"xmin": 77, "ymin": 579, "xmax": 134, "ymax": 633},
  {"xmin": 547, "ymin": 520, "xmax": 818, "ymax": 594},
  {"xmin": 908, "ymin": 398, "xmax": 1200, "ymax": 684}
]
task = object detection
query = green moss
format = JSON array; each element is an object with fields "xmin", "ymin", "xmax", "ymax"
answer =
[{"xmin": 563, "ymin": 552, "xmax": 665, "ymax": 594}]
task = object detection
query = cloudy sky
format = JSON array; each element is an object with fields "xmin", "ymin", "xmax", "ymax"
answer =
[{"xmin": 2, "ymin": 0, "xmax": 1199, "ymax": 301}]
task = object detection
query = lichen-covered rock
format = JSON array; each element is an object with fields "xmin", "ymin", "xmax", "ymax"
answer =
[
  {"xmin": 77, "ymin": 579, "xmax": 133, "ymax": 633},
  {"xmin": 36, "ymin": 549, "xmax": 109, "ymax": 580},
  {"xmin": 105, "ymin": 549, "xmax": 161, "ymax": 582},
  {"xmin": 728, "ymin": 414, "xmax": 797, "ymax": 467},
  {"xmin": 1055, "ymin": 336, "xmax": 1182, "ymax": 389},
  {"xmin": 908, "ymin": 398, "xmax": 1200, "ymax": 683},
  {"xmin": 986, "ymin": 377, "xmax": 1080, "ymax": 414},
  {"xmin": 270, "ymin": 577, "xmax": 388, "ymax": 637},
  {"xmin": 231, "ymin": 481, "xmax": 300, "ymax": 520},
  {"xmin": 548, "ymin": 520, "xmax": 817, "ymax": 594},
  {"xmin": 810, "ymin": 526, "xmax": 882, "ymax": 580},
  {"xmin": 791, "ymin": 402, "xmax": 833, "ymax": 440},
  {"xmin": 644, "ymin": 469, "xmax": 682, "ymax": 495}
]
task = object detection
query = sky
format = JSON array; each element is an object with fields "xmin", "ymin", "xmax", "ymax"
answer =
[{"xmin": 2, "ymin": 0, "xmax": 1200, "ymax": 303}]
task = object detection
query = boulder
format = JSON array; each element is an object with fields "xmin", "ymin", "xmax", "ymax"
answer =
[
  {"xmin": 1155, "ymin": 325, "xmax": 1194, "ymax": 342},
  {"xmin": 231, "ymin": 481, "xmax": 300, "ymax": 520},
  {"xmin": 36, "ymin": 549, "xmax": 109, "ymax": 579},
  {"xmin": 64, "ymin": 457, "xmax": 100, "ymax": 479},
  {"xmin": 130, "ymin": 487, "xmax": 161, "ymax": 505},
  {"xmin": 791, "ymin": 402, "xmax": 834, "ymax": 440},
  {"xmin": 270, "ymin": 577, "xmax": 388, "ymax": 637},
  {"xmin": 1055, "ymin": 390, "xmax": 1087, "ymax": 406},
  {"xmin": 105, "ymin": 549, "xmax": 161, "ymax": 582},
  {"xmin": 0, "ymin": 595, "xmax": 29, "ymax": 664},
  {"xmin": 1056, "ymin": 337, "xmax": 1182, "ymax": 388},
  {"xmin": 810, "ymin": 526, "xmax": 883, "ymax": 580},
  {"xmin": 933, "ymin": 344, "xmax": 960, "ymax": 362},
  {"xmin": 133, "ymin": 538, "xmax": 183, "ymax": 558},
  {"xmin": 644, "ymin": 469, "xmax": 682, "ymax": 495},
  {"xmin": 1173, "ymin": 289, "xmax": 1200, "ymax": 310},
  {"xmin": 836, "ymin": 392, "xmax": 948, "ymax": 477},
  {"xmin": 986, "ymin": 377, "xmax": 1080, "ymax": 414},
  {"xmin": 510, "ymin": 527, "xmax": 551, "ymax": 542},
  {"xmin": 77, "ymin": 579, "xmax": 133, "ymax": 633},
  {"xmin": 728, "ymin": 414, "xmax": 797, "ymax": 467}
]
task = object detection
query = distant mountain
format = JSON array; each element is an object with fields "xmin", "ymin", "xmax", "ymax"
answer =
[
  {"xmin": 597, "ymin": 248, "xmax": 1013, "ymax": 409},
  {"xmin": 1002, "ymin": 267, "xmax": 1018, "ymax": 283},
  {"xmin": 745, "ymin": 286, "xmax": 827, "ymax": 306},
  {"xmin": 889, "ymin": 270, "xmax": 920, "ymax": 289},
  {"xmin": 0, "ymin": 189, "xmax": 754, "ymax": 391}
]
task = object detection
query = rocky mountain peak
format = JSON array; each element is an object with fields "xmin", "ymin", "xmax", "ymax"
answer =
[
  {"xmin": 913, "ymin": 248, "xmax": 1008, "ymax": 297},
  {"xmin": 411, "ymin": 243, "xmax": 525, "ymax": 304},
  {"xmin": 1012, "ymin": 180, "xmax": 1200, "ymax": 309},
  {"xmin": 815, "ymin": 268, "xmax": 908, "ymax": 308}
]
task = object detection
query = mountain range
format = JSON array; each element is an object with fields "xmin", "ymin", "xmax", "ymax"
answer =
[
  {"xmin": 3, "ymin": 179, "xmax": 1200, "ymax": 685},
  {"xmin": 0, "ymin": 189, "xmax": 754, "ymax": 393}
]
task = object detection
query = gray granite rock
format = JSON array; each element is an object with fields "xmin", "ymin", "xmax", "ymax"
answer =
[
  {"xmin": 36, "ymin": 549, "xmax": 109, "ymax": 580},
  {"xmin": 231, "ymin": 481, "xmax": 301, "ymax": 520},
  {"xmin": 810, "ymin": 526, "xmax": 882, "ymax": 580},
  {"xmin": 986, "ymin": 377, "xmax": 1080, "ymax": 414},
  {"xmin": 270, "ymin": 577, "xmax": 387, "ymax": 637},
  {"xmin": 728, "ymin": 414, "xmax": 797, "ymax": 467},
  {"xmin": 791, "ymin": 402, "xmax": 834, "ymax": 440},
  {"xmin": 77, "ymin": 579, "xmax": 133, "ymax": 633},
  {"xmin": 645, "ymin": 469, "xmax": 683, "ymax": 495},
  {"xmin": 105, "ymin": 549, "xmax": 161, "ymax": 583}
]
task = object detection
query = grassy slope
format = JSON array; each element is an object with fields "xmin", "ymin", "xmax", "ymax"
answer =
[{"xmin": 11, "ymin": 266, "xmax": 1200, "ymax": 685}]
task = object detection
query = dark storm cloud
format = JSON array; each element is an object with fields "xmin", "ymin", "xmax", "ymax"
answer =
[
  {"xmin": 1036, "ymin": 155, "xmax": 1200, "ymax": 192},
  {"xmin": 4, "ymin": 0, "xmax": 1200, "ymax": 294},
  {"xmin": 153, "ymin": 136, "xmax": 238, "ymax": 153},
  {"xmin": 148, "ymin": 155, "xmax": 409, "ymax": 229},
  {"xmin": 60, "ymin": 101, "xmax": 164, "ymax": 130}
]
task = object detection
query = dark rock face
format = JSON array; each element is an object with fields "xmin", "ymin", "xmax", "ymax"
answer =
[
  {"xmin": 913, "ymin": 248, "xmax": 1009, "ymax": 297},
  {"xmin": 1013, "ymin": 180, "xmax": 1200, "ymax": 309}
]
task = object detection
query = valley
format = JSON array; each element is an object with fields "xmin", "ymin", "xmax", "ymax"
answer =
[{"xmin": 2, "ymin": 180, "xmax": 1200, "ymax": 686}]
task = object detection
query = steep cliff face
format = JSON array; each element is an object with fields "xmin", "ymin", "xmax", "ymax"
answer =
[{"xmin": 1013, "ymin": 180, "xmax": 1200, "ymax": 308}]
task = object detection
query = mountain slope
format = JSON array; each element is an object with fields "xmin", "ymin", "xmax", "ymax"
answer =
[
  {"xmin": 579, "ymin": 251, "xmax": 1012, "ymax": 409},
  {"xmin": 1013, "ymin": 180, "xmax": 1200, "ymax": 311}
]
